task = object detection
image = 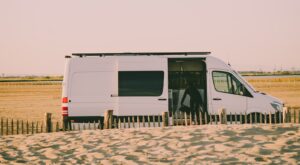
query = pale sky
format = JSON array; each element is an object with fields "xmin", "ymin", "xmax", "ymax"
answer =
[{"xmin": 1, "ymin": 0, "xmax": 300, "ymax": 75}]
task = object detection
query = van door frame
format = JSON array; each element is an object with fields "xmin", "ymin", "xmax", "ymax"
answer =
[{"xmin": 167, "ymin": 57, "xmax": 208, "ymax": 115}]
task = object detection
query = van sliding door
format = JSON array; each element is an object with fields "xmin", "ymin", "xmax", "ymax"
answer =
[{"xmin": 116, "ymin": 57, "xmax": 168, "ymax": 116}]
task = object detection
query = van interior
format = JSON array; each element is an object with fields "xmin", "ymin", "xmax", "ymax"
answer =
[{"xmin": 168, "ymin": 58, "xmax": 207, "ymax": 115}]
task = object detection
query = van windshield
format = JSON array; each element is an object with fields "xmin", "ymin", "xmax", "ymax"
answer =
[{"xmin": 233, "ymin": 70, "xmax": 257, "ymax": 93}]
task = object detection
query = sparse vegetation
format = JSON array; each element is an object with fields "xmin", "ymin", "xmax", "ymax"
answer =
[
  {"xmin": 240, "ymin": 71, "xmax": 300, "ymax": 76},
  {"xmin": 0, "ymin": 76, "xmax": 63, "ymax": 82}
]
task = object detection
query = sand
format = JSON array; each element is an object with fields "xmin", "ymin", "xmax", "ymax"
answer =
[{"xmin": 0, "ymin": 124, "xmax": 299, "ymax": 164}]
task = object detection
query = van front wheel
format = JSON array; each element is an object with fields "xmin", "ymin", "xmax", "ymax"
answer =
[{"xmin": 242, "ymin": 113, "xmax": 263, "ymax": 124}]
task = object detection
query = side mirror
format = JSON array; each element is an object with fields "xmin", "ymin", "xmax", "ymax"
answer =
[{"xmin": 239, "ymin": 90, "xmax": 244, "ymax": 96}]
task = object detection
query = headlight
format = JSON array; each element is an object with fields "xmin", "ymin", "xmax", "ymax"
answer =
[{"xmin": 271, "ymin": 102, "xmax": 283, "ymax": 112}]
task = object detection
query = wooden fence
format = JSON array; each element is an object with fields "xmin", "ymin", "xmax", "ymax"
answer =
[{"xmin": 0, "ymin": 107, "xmax": 299, "ymax": 136}]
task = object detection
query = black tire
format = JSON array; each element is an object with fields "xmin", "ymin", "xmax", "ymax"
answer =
[{"xmin": 242, "ymin": 112, "xmax": 262, "ymax": 124}]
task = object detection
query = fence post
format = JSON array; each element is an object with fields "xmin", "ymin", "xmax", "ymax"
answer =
[
  {"xmin": 44, "ymin": 113, "xmax": 52, "ymax": 133},
  {"xmin": 88, "ymin": 122, "xmax": 91, "ymax": 130},
  {"xmin": 199, "ymin": 112, "xmax": 203, "ymax": 125},
  {"xmin": 6, "ymin": 119, "xmax": 8, "ymax": 135},
  {"xmin": 21, "ymin": 120, "xmax": 24, "ymax": 134},
  {"xmin": 293, "ymin": 109, "xmax": 296, "ymax": 123},
  {"xmin": 153, "ymin": 115, "xmax": 156, "ymax": 127},
  {"xmin": 204, "ymin": 112, "xmax": 207, "ymax": 125},
  {"xmin": 283, "ymin": 107, "xmax": 288, "ymax": 123},
  {"xmin": 278, "ymin": 111, "xmax": 282, "ymax": 124},
  {"xmin": 162, "ymin": 112, "xmax": 169, "ymax": 127},
  {"xmin": 11, "ymin": 119, "xmax": 14, "ymax": 135},
  {"xmin": 83, "ymin": 122, "xmax": 86, "ymax": 130},
  {"xmin": 264, "ymin": 112, "xmax": 267, "ymax": 124},
  {"xmin": 36, "ymin": 122, "xmax": 39, "ymax": 133},
  {"xmin": 55, "ymin": 122, "xmax": 59, "ymax": 132},
  {"xmin": 98, "ymin": 119, "xmax": 102, "ymax": 130},
  {"xmin": 184, "ymin": 112, "xmax": 188, "ymax": 126},
  {"xmin": 132, "ymin": 116, "xmax": 135, "ymax": 128},
  {"xmin": 104, "ymin": 110, "xmax": 113, "ymax": 129},
  {"xmin": 260, "ymin": 113, "xmax": 263, "ymax": 124},
  {"xmin": 174, "ymin": 112, "xmax": 179, "ymax": 126},
  {"xmin": 128, "ymin": 116, "xmax": 131, "ymax": 128},
  {"xmin": 218, "ymin": 108, "xmax": 226, "ymax": 124},
  {"xmin": 137, "ymin": 116, "xmax": 140, "ymax": 128},
  {"xmin": 157, "ymin": 115, "xmax": 161, "ymax": 127},
  {"xmin": 148, "ymin": 115, "xmax": 151, "ymax": 127},
  {"xmin": 31, "ymin": 122, "xmax": 34, "ymax": 134},
  {"xmin": 118, "ymin": 118, "xmax": 121, "ymax": 129},
  {"xmin": 172, "ymin": 112, "xmax": 175, "ymax": 126},
  {"xmin": 113, "ymin": 118, "xmax": 117, "ymax": 129},
  {"xmin": 189, "ymin": 113, "xmax": 192, "ymax": 126},
  {"xmin": 194, "ymin": 112, "xmax": 198, "ymax": 125},
  {"xmin": 214, "ymin": 113, "xmax": 217, "ymax": 125},
  {"xmin": 235, "ymin": 112, "xmax": 237, "ymax": 124},
  {"xmin": 269, "ymin": 111, "xmax": 272, "ymax": 125},
  {"xmin": 142, "ymin": 116, "xmax": 145, "ymax": 127},
  {"xmin": 26, "ymin": 121, "xmax": 29, "ymax": 134},
  {"xmin": 298, "ymin": 110, "xmax": 300, "ymax": 124},
  {"xmin": 240, "ymin": 113, "xmax": 242, "ymax": 124},
  {"xmin": 255, "ymin": 112, "xmax": 257, "ymax": 124},
  {"xmin": 16, "ymin": 120, "xmax": 19, "ymax": 134},
  {"xmin": 0, "ymin": 118, "xmax": 3, "ymax": 136},
  {"xmin": 274, "ymin": 112, "xmax": 277, "ymax": 124},
  {"xmin": 211, "ymin": 113, "xmax": 214, "ymax": 125}
]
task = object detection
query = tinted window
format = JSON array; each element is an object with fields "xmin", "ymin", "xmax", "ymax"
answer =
[
  {"xmin": 212, "ymin": 71, "xmax": 251, "ymax": 97},
  {"xmin": 119, "ymin": 71, "xmax": 164, "ymax": 96}
]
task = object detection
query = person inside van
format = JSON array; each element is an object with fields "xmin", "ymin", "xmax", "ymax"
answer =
[{"xmin": 180, "ymin": 81, "xmax": 204, "ymax": 116}]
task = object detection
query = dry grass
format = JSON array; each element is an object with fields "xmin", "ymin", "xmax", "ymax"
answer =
[
  {"xmin": 0, "ymin": 82, "xmax": 62, "ymax": 123},
  {"xmin": 246, "ymin": 77, "xmax": 300, "ymax": 108},
  {"xmin": 0, "ymin": 77, "xmax": 299, "ymax": 122}
]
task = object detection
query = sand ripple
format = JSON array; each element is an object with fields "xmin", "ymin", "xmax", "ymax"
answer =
[{"xmin": 0, "ymin": 124, "xmax": 299, "ymax": 164}]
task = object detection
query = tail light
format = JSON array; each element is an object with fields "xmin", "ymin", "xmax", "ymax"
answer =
[
  {"xmin": 62, "ymin": 97, "xmax": 69, "ymax": 117},
  {"xmin": 62, "ymin": 97, "xmax": 68, "ymax": 103}
]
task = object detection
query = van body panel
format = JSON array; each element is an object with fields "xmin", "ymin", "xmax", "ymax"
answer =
[
  {"xmin": 62, "ymin": 53, "xmax": 283, "ymax": 120},
  {"xmin": 116, "ymin": 56, "xmax": 168, "ymax": 116},
  {"xmin": 67, "ymin": 57, "xmax": 117, "ymax": 116}
]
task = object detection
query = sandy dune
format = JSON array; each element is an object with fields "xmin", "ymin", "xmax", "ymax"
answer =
[{"xmin": 0, "ymin": 124, "xmax": 299, "ymax": 164}]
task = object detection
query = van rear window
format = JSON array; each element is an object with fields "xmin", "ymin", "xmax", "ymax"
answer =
[{"xmin": 119, "ymin": 71, "xmax": 164, "ymax": 96}]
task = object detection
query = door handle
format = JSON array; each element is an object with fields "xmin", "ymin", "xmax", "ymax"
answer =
[
  {"xmin": 158, "ymin": 98, "xmax": 167, "ymax": 101},
  {"xmin": 213, "ymin": 98, "xmax": 222, "ymax": 101}
]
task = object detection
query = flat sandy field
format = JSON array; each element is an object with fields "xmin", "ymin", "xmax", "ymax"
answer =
[
  {"xmin": 0, "ymin": 124, "xmax": 299, "ymax": 164},
  {"xmin": 0, "ymin": 77, "xmax": 299, "ymax": 123}
]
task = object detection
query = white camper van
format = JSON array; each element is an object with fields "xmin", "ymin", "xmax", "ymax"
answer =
[{"xmin": 61, "ymin": 52, "xmax": 283, "ymax": 123}]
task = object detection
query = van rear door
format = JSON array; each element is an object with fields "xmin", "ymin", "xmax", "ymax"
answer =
[{"xmin": 116, "ymin": 56, "xmax": 168, "ymax": 116}]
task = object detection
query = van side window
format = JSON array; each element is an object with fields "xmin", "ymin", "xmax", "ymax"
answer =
[
  {"xmin": 119, "ymin": 71, "xmax": 164, "ymax": 96},
  {"xmin": 212, "ymin": 72, "xmax": 231, "ymax": 93},
  {"xmin": 212, "ymin": 71, "xmax": 252, "ymax": 97}
]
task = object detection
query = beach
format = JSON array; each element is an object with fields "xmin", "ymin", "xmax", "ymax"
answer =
[{"xmin": 0, "ymin": 124, "xmax": 299, "ymax": 164}]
